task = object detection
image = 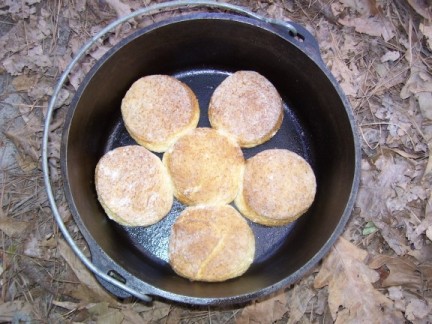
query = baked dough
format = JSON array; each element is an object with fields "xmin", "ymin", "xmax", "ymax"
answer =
[
  {"xmin": 169, "ymin": 205, "xmax": 255, "ymax": 282},
  {"xmin": 235, "ymin": 149, "xmax": 316, "ymax": 226},
  {"xmin": 208, "ymin": 71, "xmax": 284, "ymax": 148},
  {"xmin": 95, "ymin": 145, "xmax": 173, "ymax": 226},
  {"xmin": 121, "ymin": 75, "xmax": 200, "ymax": 152},
  {"xmin": 163, "ymin": 128, "xmax": 244, "ymax": 206}
]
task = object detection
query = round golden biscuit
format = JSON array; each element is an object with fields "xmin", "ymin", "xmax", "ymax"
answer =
[
  {"xmin": 208, "ymin": 71, "xmax": 284, "ymax": 148},
  {"xmin": 163, "ymin": 128, "xmax": 244, "ymax": 206},
  {"xmin": 121, "ymin": 75, "xmax": 200, "ymax": 152},
  {"xmin": 169, "ymin": 205, "xmax": 255, "ymax": 282},
  {"xmin": 95, "ymin": 145, "xmax": 173, "ymax": 226},
  {"xmin": 235, "ymin": 149, "xmax": 316, "ymax": 226}
]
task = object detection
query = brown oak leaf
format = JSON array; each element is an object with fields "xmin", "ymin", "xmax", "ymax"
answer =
[
  {"xmin": 236, "ymin": 291, "xmax": 287, "ymax": 324},
  {"xmin": 314, "ymin": 238, "xmax": 404, "ymax": 323},
  {"xmin": 369, "ymin": 255, "xmax": 422, "ymax": 290}
]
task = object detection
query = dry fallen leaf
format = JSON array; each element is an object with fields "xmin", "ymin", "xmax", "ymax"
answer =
[
  {"xmin": 0, "ymin": 301, "xmax": 33, "ymax": 322},
  {"xmin": 356, "ymin": 154, "xmax": 427, "ymax": 255},
  {"xmin": 419, "ymin": 262, "xmax": 432, "ymax": 284},
  {"xmin": 69, "ymin": 61, "xmax": 93, "ymax": 91},
  {"xmin": 90, "ymin": 45, "xmax": 111, "ymax": 60},
  {"xmin": 24, "ymin": 234, "xmax": 45, "ymax": 259},
  {"xmin": 369, "ymin": 255, "xmax": 432, "ymax": 323},
  {"xmin": 423, "ymin": 142, "xmax": 432, "ymax": 178},
  {"xmin": 164, "ymin": 306, "xmax": 182, "ymax": 324},
  {"xmin": 4, "ymin": 124, "xmax": 40, "ymax": 172},
  {"xmin": 52, "ymin": 300, "xmax": 83, "ymax": 311},
  {"xmin": 400, "ymin": 61, "xmax": 432, "ymax": 109},
  {"xmin": 105, "ymin": 0, "xmax": 133, "ymax": 18},
  {"xmin": 380, "ymin": 50, "xmax": 401, "ymax": 63},
  {"xmin": 286, "ymin": 278, "xmax": 316, "ymax": 324},
  {"xmin": 121, "ymin": 309, "xmax": 145, "ymax": 323},
  {"xmin": 420, "ymin": 21, "xmax": 432, "ymax": 51},
  {"xmin": 427, "ymin": 226, "xmax": 432, "ymax": 241},
  {"xmin": 12, "ymin": 74, "xmax": 38, "ymax": 91},
  {"xmin": 406, "ymin": 0, "xmax": 432, "ymax": 20},
  {"xmin": 339, "ymin": 0, "xmax": 380, "ymax": 15},
  {"xmin": 0, "ymin": 0, "xmax": 40, "ymax": 19},
  {"xmin": 386, "ymin": 286, "xmax": 432, "ymax": 322},
  {"xmin": 327, "ymin": 56, "xmax": 362, "ymax": 97},
  {"xmin": 386, "ymin": 286, "xmax": 406, "ymax": 311},
  {"xmin": 405, "ymin": 298, "xmax": 432, "ymax": 321},
  {"xmin": 57, "ymin": 238, "xmax": 117, "ymax": 304},
  {"xmin": 417, "ymin": 92, "xmax": 432, "ymax": 121},
  {"xmin": 0, "ymin": 218, "xmax": 30, "ymax": 237},
  {"xmin": 369, "ymin": 255, "xmax": 422, "ymax": 290},
  {"xmin": 138, "ymin": 301, "xmax": 171, "ymax": 323},
  {"xmin": 339, "ymin": 15, "xmax": 395, "ymax": 41},
  {"xmin": 236, "ymin": 291, "xmax": 287, "ymax": 324},
  {"xmin": 314, "ymin": 238, "xmax": 404, "ymax": 323},
  {"xmin": 3, "ymin": 46, "xmax": 51, "ymax": 75},
  {"xmin": 88, "ymin": 302, "xmax": 124, "ymax": 324},
  {"xmin": 401, "ymin": 74, "xmax": 432, "ymax": 99},
  {"xmin": 415, "ymin": 192, "xmax": 432, "ymax": 238}
]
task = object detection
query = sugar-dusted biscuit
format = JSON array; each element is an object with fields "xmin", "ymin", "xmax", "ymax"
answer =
[
  {"xmin": 235, "ymin": 149, "xmax": 316, "ymax": 226},
  {"xmin": 209, "ymin": 71, "xmax": 283, "ymax": 148},
  {"xmin": 121, "ymin": 75, "xmax": 199, "ymax": 152},
  {"xmin": 163, "ymin": 128, "xmax": 244, "ymax": 206},
  {"xmin": 169, "ymin": 205, "xmax": 255, "ymax": 282},
  {"xmin": 95, "ymin": 145, "xmax": 173, "ymax": 226}
]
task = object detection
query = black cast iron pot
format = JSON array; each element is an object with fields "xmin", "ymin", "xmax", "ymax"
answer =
[{"xmin": 61, "ymin": 13, "xmax": 360, "ymax": 305}]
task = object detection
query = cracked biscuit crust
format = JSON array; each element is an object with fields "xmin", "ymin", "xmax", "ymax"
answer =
[{"xmin": 169, "ymin": 205, "xmax": 255, "ymax": 282}]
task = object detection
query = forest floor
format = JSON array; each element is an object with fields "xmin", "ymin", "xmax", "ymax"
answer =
[{"xmin": 0, "ymin": 0, "xmax": 432, "ymax": 323}]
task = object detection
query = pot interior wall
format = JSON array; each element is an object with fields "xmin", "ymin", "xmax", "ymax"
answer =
[{"xmin": 62, "ymin": 15, "xmax": 357, "ymax": 302}]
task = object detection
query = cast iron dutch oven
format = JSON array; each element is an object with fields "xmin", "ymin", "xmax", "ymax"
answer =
[{"xmin": 60, "ymin": 12, "xmax": 360, "ymax": 305}]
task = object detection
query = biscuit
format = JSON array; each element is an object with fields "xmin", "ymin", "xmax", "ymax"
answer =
[
  {"xmin": 121, "ymin": 75, "xmax": 200, "ymax": 152},
  {"xmin": 169, "ymin": 205, "xmax": 255, "ymax": 282},
  {"xmin": 208, "ymin": 71, "xmax": 283, "ymax": 148},
  {"xmin": 163, "ymin": 128, "xmax": 244, "ymax": 206},
  {"xmin": 235, "ymin": 149, "xmax": 316, "ymax": 226},
  {"xmin": 95, "ymin": 145, "xmax": 173, "ymax": 226}
]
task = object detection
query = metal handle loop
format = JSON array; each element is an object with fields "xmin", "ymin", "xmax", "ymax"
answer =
[{"xmin": 42, "ymin": 0, "xmax": 295, "ymax": 302}]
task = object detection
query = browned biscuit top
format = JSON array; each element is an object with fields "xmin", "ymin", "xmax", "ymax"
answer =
[
  {"xmin": 235, "ymin": 149, "xmax": 316, "ymax": 226},
  {"xmin": 95, "ymin": 145, "xmax": 173, "ymax": 226},
  {"xmin": 209, "ymin": 71, "xmax": 283, "ymax": 148},
  {"xmin": 163, "ymin": 127, "xmax": 244, "ymax": 206},
  {"xmin": 121, "ymin": 75, "xmax": 199, "ymax": 152},
  {"xmin": 169, "ymin": 205, "xmax": 255, "ymax": 282}
]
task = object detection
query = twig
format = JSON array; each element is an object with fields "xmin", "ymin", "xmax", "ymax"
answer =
[{"xmin": 50, "ymin": 0, "xmax": 63, "ymax": 53}]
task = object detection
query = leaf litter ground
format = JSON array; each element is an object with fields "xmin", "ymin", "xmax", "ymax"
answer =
[{"xmin": 0, "ymin": 0, "xmax": 431, "ymax": 322}]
